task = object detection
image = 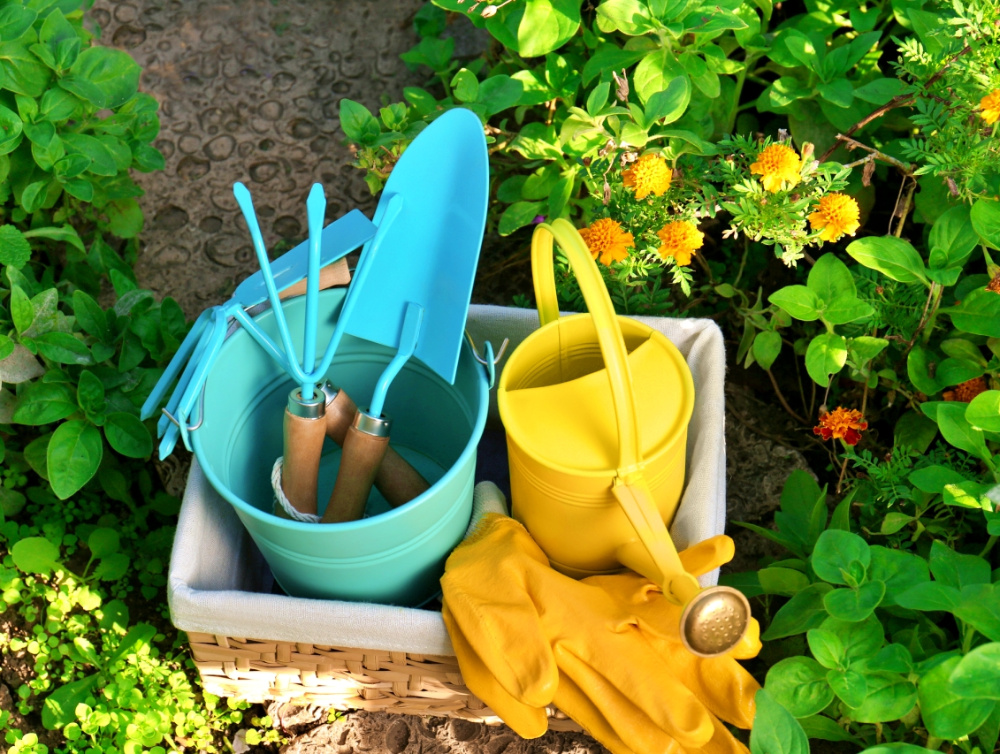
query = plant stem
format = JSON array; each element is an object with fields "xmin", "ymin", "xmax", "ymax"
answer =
[
  {"xmin": 766, "ymin": 369, "xmax": 808, "ymax": 424},
  {"xmin": 733, "ymin": 236, "xmax": 749, "ymax": 289},
  {"xmin": 837, "ymin": 135, "xmax": 916, "ymax": 176},
  {"xmin": 836, "ymin": 453, "xmax": 850, "ymax": 494},
  {"xmin": 979, "ymin": 535, "xmax": 998, "ymax": 559},
  {"xmin": 893, "ymin": 177, "xmax": 917, "ymax": 237},
  {"xmin": 961, "ymin": 624, "xmax": 977, "ymax": 654}
]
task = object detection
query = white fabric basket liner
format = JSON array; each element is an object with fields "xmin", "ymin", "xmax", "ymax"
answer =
[{"xmin": 168, "ymin": 305, "xmax": 728, "ymax": 656}]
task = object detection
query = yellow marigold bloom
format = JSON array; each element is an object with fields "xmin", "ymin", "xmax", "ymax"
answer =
[
  {"xmin": 622, "ymin": 154, "xmax": 672, "ymax": 200},
  {"xmin": 750, "ymin": 144, "xmax": 802, "ymax": 193},
  {"xmin": 579, "ymin": 218, "xmax": 634, "ymax": 266},
  {"xmin": 814, "ymin": 407, "xmax": 867, "ymax": 446},
  {"xmin": 809, "ymin": 193, "xmax": 861, "ymax": 242},
  {"xmin": 656, "ymin": 220, "xmax": 704, "ymax": 266},
  {"xmin": 981, "ymin": 89, "xmax": 1000, "ymax": 125}
]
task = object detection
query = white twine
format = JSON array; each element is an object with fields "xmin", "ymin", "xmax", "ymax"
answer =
[{"xmin": 271, "ymin": 457, "xmax": 322, "ymax": 523}]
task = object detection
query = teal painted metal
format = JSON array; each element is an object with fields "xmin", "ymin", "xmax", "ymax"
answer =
[{"xmin": 192, "ymin": 289, "xmax": 489, "ymax": 606}]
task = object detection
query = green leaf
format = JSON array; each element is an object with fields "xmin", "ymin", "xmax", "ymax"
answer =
[
  {"xmin": 895, "ymin": 411, "xmax": 938, "ymax": 454},
  {"xmin": 633, "ymin": 48, "xmax": 685, "ymax": 104},
  {"xmin": 0, "ymin": 224, "xmax": 30, "ymax": 269},
  {"xmin": 104, "ymin": 412, "xmax": 152, "ymax": 458},
  {"xmin": 821, "ymin": 615, "xmax": 884, "ymax": 663},
  {"xmin": 935, "ymin": 402, "xmax": 990, "ymax": 459},
  {"xmin": 107, "ymin": 198, "xmax": 143, "ymax": 239},
  {"xmin": 72, "ymin": 290, "xmax": 110, "ymax": 343},
  {"xmin": 9, "ymin": 284, "xmax": 33, "ymax": 335},
  {"xmin": 11, "ymin": 536, "xmax": 60, "ymax": 576},
  {"xmin": 929, "ymin": 540, "xmax": 991, "ymax": 589},
  {"xmin": 644, "ymin": 75, "xmax": 690, "ymax": 125},
  {"xmin": 43, "ymin": 674, "xmax": 100, "ymax": 730},
  {"xmin": 76, "ymin": 369, "xmax": 105, "ymax": 415},
  {"xmin": 338, "ymin": 99, "xmax": 380, "ymax": 145},
  {"xmin": 849, "ymin": 336, "xmax": 888, "ymax": 364},
  {"xmin": 11, "ymin": 381, "xmax": 77, "ymax": 425},
  {"xmin": 59, "ymin": 47, "xmax": 140, "ymax": 109},
  {"xmin": 47, "ymin": 420, "xmax": 103, "ymax": 500},
  {"xmin": 935, "ymin": 357, "xmax": 984, "ymax": 387},
  {"xmin": 769, "ymin": 285, "xmax": 823, "ymax": 321},
  {"xmin": 753, "ymin": 331, "xmax": 781, "ymax": 370},
  {"xmin": 595, "ymin": 0, "xmax": 655, "ymax": 35},
  {"xmin": 0, "ymin": 4, "xmax": 37, "ymax": 42},
  {"xmin": 719, "ymin": 571, "xmax": 764, "ymax": 598},
  {"xmin": 87, "ymin": 527, "xmax": 120, "ymax": 558},
  {"xmin": 920, "ymin": 656, "xmax": 995, "ymax": 739},
  {"xmin": 851, "ymin": 674, "xmax": 917, "ymax": 723},
  {"xmin": 940, "ymin": 288, "xmax": 1000, "ymax": 338},
  {"xmin": 807, "ymin": 628, "xmax": 845, "ymax": 670},
  {"xmin": 971, "ymin": 198, "xmax": 1000, "ymax": 250},
  {"xmin": 807, "ymin": 253, "xmax": 856, "ymax": 304},
  {"xmin": 518, "ymin": 0, "xmax": 580, "ymax": 57},
  {"xmin": 852, "ymin": 77, "xmax": 907, "ymax": 105},
  {"xmin": 824, "ymin": 581, "xmax": 885, "ymax": 622},
  {"xmin": 883, "ymin": 514, "xmax": 915, "ymax": 537},
  {"xmin": 930, "ymin": 204, "xmax": 978, "ymax": 269},
  {"xmin": 0, "ymin": 104, "xmax": 24, "ymax": 155},
  {"xmin": 967, "ymin": 391, "xmax": 1000, "ymax": 432},
  {"xmin": 846, "ymin": 236, "xmax": 928, "ymax": 285},
  {"xmin": 0, "ymin": 41, "xmax": 51, "ymax": 97},
  {"xmin": 812, "ymin": 530, "xmax": 869, "ymax": 585},
  {"xmin": 869, "ymin": 644, "xmax": 914, "ymax": 674},
  {"xmin": 955, "ymin": 584, "xmax": 1000, "ymax": 642},
  {"xmin": 763, "ymin": 583, "xmax": 833, "ymax": 640},
  {"xmin": 751, "ymin": 689, "xmax": 809, "ymax": 754},
  {"xmin": 818, "ymin": 78, "xmax": 853, "ymax": 108},
  {"xmin": 499, "ymin": 200, "xmax": 544, "ymax": 236},
  {"xmin": 451, "ymin": 69, "xmax": 479, "ymax": 102},
  {"xmin": 823, "ymin": 295, "xmax": 874, "ymax": 325},
  {"xmin": 805, "ymin": 333, "xmax": 847, "ymax": 387},
  {"xmin": 93, "ymin": 551, "xmax": 129, "ymax": 581},
  {"xmin": 759, "ymin": 567, "xmax": 810, "ymax": 596},
  {"xmin": 798, "ymin": 715, "xmax": 860, "ymax": 743},
  {"xmin": 827, "ymin": 668, "xmax": 867, "ymax": 707},
  {"xmin": 906, "ymin": 346, "xmax": 940, "ymax": 396},
  {"xmin": 775, "ymin": 469, "xmax": 826, "ymax": 553},
  {"xmin": 477, "ymin": 75, "xmax": 524, "ymax": 117},
  {"xmin": 943, "ymin": 480, "xmax": 992, "ymax": 509},
  {"xmin": 22, "ymin": 224, "xmax": 85, "ymax": 254},
  {"xmin": 765, "ymin": 657, "xmax": 834, "ymax": 718},
  {"xmin": 950, "ymin": 643, "xmax": 1000, "ymax": 700},
  {"xmin": 896, "ymin": 581, "xmax": 962, "ymax": 612},
  {"xmin": 976, "ymin": 702, "xmax": 1000, "ymax": 754},
  {"xmin": 868, "ymin": 545, "xmax": 930, "ymax": 606},
  {"xmin": 34, "ymin": 332, "xmax": 93, "ymax": 365}
]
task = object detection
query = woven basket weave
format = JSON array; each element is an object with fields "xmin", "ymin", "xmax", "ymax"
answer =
[{"xmin": 187, "ymin": 631, "xmax": 582, "ymax": 729}]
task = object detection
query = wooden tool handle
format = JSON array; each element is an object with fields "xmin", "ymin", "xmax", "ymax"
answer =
[
  {"xmin": 278, "ymin": 258, "xmax": 351, "ymax": 300},
  {"xmin": 322, "ymin": 423, "xmax": 388, "ymax": 523},
  {"xmin": 321, "ymin": 383, "xmax": 430, "ymax": 508},
  {"xmin": 281, "ymin": 408, "xmax": 327, "ymax": 516}
]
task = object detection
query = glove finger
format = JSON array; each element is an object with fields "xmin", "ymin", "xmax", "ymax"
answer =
[
  {"xmin": 729, "ymin": 617, "xmax": 762, "ymax": 660},
  {"xmin": 688, "ymin": 714, "xmax": 752, "ymax": 754},
  {"xmin": 555, "ymin": 643, "xmax": 714, "ymax": 750},
  {"xmin": 552, "ymin": 664, "xmax": 687, "ymax": 754},
  {"xmin": 442, "ymin": 604, "xmax": 549, "ymax": 739},
  {"xmin": 679, "ymin": 535, "xmax": 736, "ymax": 577},
  {"xmin": 441, "ymin": 517, "xmax": 560, "ymax": 707}
]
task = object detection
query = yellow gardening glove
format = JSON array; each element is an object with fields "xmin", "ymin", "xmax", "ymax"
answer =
[{"xmin": 441, "ymin": 513, "xmax": 758, "ymax": 754}]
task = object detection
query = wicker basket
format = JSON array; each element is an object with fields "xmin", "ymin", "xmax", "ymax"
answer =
[
  {"xmin": 186, "ymin": 631, "xmax": 581, "ymax": 729},
  {"xmin": 169, "ymin": 307, "xmax": 727, "ymax": 729}
]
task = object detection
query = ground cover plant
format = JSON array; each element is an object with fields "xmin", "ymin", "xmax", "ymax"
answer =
[{"xmin": 341, "ymin": 0, "xmax": 1000, "ymax": 752}]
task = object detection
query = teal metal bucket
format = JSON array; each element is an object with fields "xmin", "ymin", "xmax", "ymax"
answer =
[{"xmin": 191, "ymin": 289, "xmax": 488, "ymax": 607}]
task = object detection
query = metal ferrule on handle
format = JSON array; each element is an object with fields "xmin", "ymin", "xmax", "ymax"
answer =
[{"xmin": 321, "ymin": 409, "xmax": 392, "ymax": 524}]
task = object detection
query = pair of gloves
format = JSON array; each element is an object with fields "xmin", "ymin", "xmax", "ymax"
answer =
[{"xmin": 441, "ymin": 483, "xmax": 761, "ymax": 754}]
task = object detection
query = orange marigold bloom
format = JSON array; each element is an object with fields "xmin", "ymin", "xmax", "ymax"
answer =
[
  {"xmin": 656, "ymin": 220, "xmax": 704, "ymax": 266},
  {"xmin": 813, "ymin": 407, "xmax": 868, "ymax": 446},
  {"xmin": 809, "ymin": 193, "xmax": 862, "ymax": 243},
  {"xmin": 750, "ymin": 144, "xmax": 802, "ymax": 193},
  {"xmin": 980, "ymin": 89, "xmax": 1000, "ymax": 126},
  {"xmin": 579, "ymin": 218, "xmax": 634, "ymax": 266},
  {"xmin": 986, "ymin": 272, "xmax": 1000, "ymax": 294},
  {"xmin": 622, "ymin": 154, "xmax": 672, "ymax": 200},
  {"xmin": 943, "ymin": 377, "xmax": 988, "ymax": 403}
]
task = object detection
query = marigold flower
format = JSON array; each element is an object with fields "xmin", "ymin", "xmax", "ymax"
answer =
[
  {"xmin": 809, "ymin": 193, "xmax": 862, "ymax": 243},
  {"xmin": 579, "ymin": 218, "xmax": 634, "ymax": 266},
  {"xmin": 980, "ymin": 89, "xmax": 1000, "ymax": 126},
  {"xmin": 813, "ymin": 407, "xmax": 868, "ymax": 446},
  {"xmin": 750, "ymin": 143, "xmax": 802, "ymax": 193},
  {"xmin": 656, "ymin": 220, "xmax": 704, "ymax": 266},
  {"xmin": 986, "ymin": 272, "xmax": 1000, "ymax": 294},
  {"xmin": 622, "ymin": 154, "xmax": 672, "ymax": 200},
  {"xmin": 943, "ymin": 377, "xmax": 988, "ymax": 403}
]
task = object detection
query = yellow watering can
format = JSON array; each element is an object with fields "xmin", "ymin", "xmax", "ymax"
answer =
[{"xmin": 498, "ymin": 219, "xmax": 751, "ymax": 657}]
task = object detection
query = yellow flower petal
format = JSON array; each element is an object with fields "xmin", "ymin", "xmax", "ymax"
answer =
[
  {"xmin": 579, "ymin": 218, "xmax": 634, "ymax": 266},
  {"xmin": 809, "ymin": 193, "xmax": 861, "ymax": 243},
  {"xmin": 622, "ymin": 154, "xmax": 672, "ymax": 200},
  {"xmin": 656, "ymin": 220, "xmax": 704, "ymax": 266},
  {"xmin": 750, "ymin": 144, "xmax": 802, "ymax": 194}
]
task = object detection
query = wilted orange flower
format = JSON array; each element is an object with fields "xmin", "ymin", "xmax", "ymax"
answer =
[
  {"xmin": 809, "ymin": 193, "xmax": 862, "ymax": 242},
  {"xmin": 656, "ymin": 220, "xmax": 704, "ymax": 266},
  {"xmin": 814, "ymin": 407, "xmax": 868, "ymax": 446},
  {"xmin": 579, "ymin": 218, "xmax": 634, "ymax": 266},
  {"xmin": 980, "ymin": 89, "xmax": 1000, "ymax": 126},
  {"xmin": 623, "ymin": 154, "xmax": 672, "ymax": 200},
  {"xmin": 943, "ymin": 377, "xmax": 988, "ymax": 403},
  {"xmin": 750, "ymin": 144, "xmax": 802, "ymax": 193},
  {"xmin": 986, "ymin": 272, "xmax": 1000, "ymax": 294}
]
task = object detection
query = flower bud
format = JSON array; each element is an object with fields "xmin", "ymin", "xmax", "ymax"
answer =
[{"xmin": 480, "ymin": 4, "xmax": 498, "ymax": 17}]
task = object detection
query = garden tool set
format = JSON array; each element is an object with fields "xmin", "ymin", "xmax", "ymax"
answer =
[{"xmin": 146, "ymin": 106, "xmax": 757, "ymax": 743}]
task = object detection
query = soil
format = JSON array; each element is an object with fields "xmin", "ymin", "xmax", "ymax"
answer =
[{"xmin": 0, "ymin": 0, "xmax": 822, "ymax": 750}]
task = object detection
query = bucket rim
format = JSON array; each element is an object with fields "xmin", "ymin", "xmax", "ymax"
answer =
[
  {"xmin": 496, "ymin": 313, "xmax": 695, "ymax": 477},
  {"xmin": 191, "ymin": 338, "xmax": 489, "ymax": 531}
]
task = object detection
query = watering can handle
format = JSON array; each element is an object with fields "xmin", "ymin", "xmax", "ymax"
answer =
[{"xmin": 530, "ymin": 219, "xmax": 700, "ymax": 605}]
